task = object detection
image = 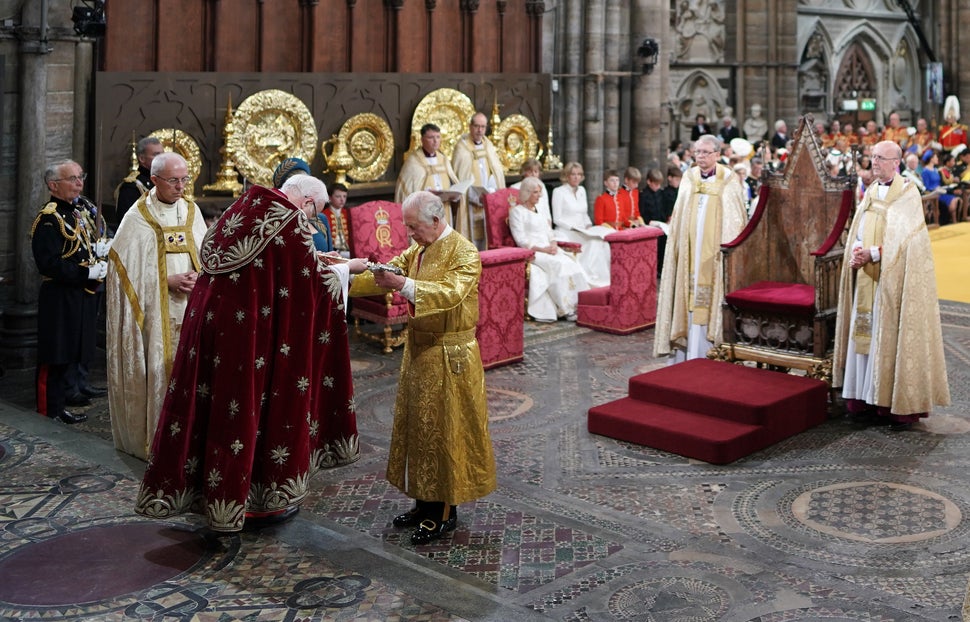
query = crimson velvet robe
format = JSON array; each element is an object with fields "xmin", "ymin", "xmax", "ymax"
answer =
[{"xmin": 135, "ymin": 185, "xmax": 359, "ymax": 532}]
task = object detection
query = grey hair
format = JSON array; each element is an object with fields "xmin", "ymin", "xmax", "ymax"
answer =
[
  {"xmin": 281, "ymin": 174, "xmax": 329, "ymax": 206},
  {"xmin": 695, "ymin": 134, "xmax": 721, "ymax": 152},
  {"xmin": 136, "ymin": 136, "xmax": 162, "ymax": 156},
  {"xmin": 518, "ymin": 176, "xmax": 543, "ymax": 196},
  {"xmin": 402, "ymin": 190, "xmax": 445, "ymax": 223},
  {"xmin": 43, "ymin": 160, "xmax": 78, "ymax": 185},
  {"xmin": 151, "ymin": 151, "xmax": 187, "ymax": 176}
]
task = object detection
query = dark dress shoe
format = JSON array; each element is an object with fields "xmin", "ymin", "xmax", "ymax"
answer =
[
  {"xmin": 393, "ymin": 507, "xmax": 425, "ymax": 528},
  {"xmin": 52, "ymin": 410, "xmax": 88, "ymax": 424},
  {"xmin": 890, "ymin": 422, "xmax": 914, "ymax": 432},
  {"xmin": 80, "ymin": 386, "xmax": 107, "ymax": 398},
  {"xmin": 65, "ymin": 393, "xmax": 92, "ymax": 407},
  {"xmin": 410, "ymin": 516, "xmax": 457, "ymax": 545}
]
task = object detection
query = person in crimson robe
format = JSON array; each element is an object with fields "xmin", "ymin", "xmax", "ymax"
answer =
[
  {"xmin": 395, "ymin": 123, "xmax": 469, "ymax": 238},
  {"xmin": 135, "ymin": 176, "xmax": 367, "ymax": 532},
  {"xmin": 106, "ymin": 152, "xmax": 207, "ymax": 460},
  {"xmin": 833, "ymin": 141, "xmax": 950, "ymax": 431},
  {"xmin": 350, "ymin": 190, "xmax": 496, "ymax": 545}
]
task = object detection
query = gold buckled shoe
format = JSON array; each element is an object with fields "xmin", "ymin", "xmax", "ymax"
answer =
[{"xmin": 410, "ymin": 516, "xmax": 457, "ymax": 545}]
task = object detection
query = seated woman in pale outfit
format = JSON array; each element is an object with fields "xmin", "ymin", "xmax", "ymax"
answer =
[
  {"xmin": 549, "ymin": 161, "xmax": 611, "ymax": 287},
  {"xmin": 510, "ymin": 176, "xmax": 590, "ymax": 322},
  {"xmin": 510, "ymin": 159, "xmax": 551, "ymax": 224}
]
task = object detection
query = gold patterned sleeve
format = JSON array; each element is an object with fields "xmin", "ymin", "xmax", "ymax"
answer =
[{"xmin": 412, "ymin": 243, "xmax": 481, "ymax": 318}]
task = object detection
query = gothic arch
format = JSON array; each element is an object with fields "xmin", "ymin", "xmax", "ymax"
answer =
[
  {"xmin": 799, "ymin": 22, "xmax": 834, "ymax": 117},
  {"xmin": 673, "ymin": 70, "xmax": 726, "ymax": 143}
]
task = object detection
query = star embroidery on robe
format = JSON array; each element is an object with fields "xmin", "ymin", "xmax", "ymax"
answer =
[
  {"xmin": 189, "ymin": 309, "xmax": 196, "ymax": 318},
  {"xmin": 274, "ymin": 235, "xmax": 286, "ymax": 246},
  {"xmin": 169, "ymin": 378, "xmax": 177, "ymax": 393},
  {"xmin": 196, "ymin": 383, "xmax": 210, "ymax": 398},
  {"xmin": 207, "ymin": 468, "xmax": 222, "ymax": 488},
  {"xmin": 230, "ymin": 439, "xmax": 244, "ymax": 455},
  {"xmin": 322, "ymin": 376, "xmax": 334, "ymax": 388},
  {"xmin": 270, "ymin": 446, "xmax": 290, "ymax": 465},
  {"xmin": 235, "ymin": 310, "xmax": 245, "ymax": 323},
  {"xmin": 279, "ymin": 343, "xmax": 291, "ymax": 356},
  {"xmin": 254, "ymin": 258, "xmax": 264, "ymax": 268},
  {"xmin": 261, "ymin": 306, "xmax": 271, "ymax": 318},
  {"xmin": 184, "ymin": 456, "xmax": 199, "ymax": 474},
  {"xmin": 213, "ymin": 355, "xmax": 221, "ymax": 367},
  {"xmin": 255, "ymin": 357, "xmax": 265, "ymax": 369},
  {"xmin": 227, "ymin": 399, "xmax": 239, "ymax": 418},
  {"xmin": 252, "ymin": 196, "xmax": 263, "ymax": 206},
  {"xmin": 206, "ymin": 311, "xmax": 215, "ymax": 322},
  {"xmin": 348, "ymin": 397, "xmax": 357, "ymax": 413},
  {"xmin": 309, "ymin": 420, "xmax": 319, "ymax": 437},
  {"xmin": 301, "ymin": 267, "xmax": 311, "ymax": 278},
  {"xmin": 278, "ymin": 287, "xmax": 290, "ymax": 298},
  {"xmin": 229, "ymin": 272, "xmax": 240, "ymax": 283},
  {"xmin": 188, "ymin": 347, "xmax": 196, "ymax": 359},
  {"xmin": 296, "ymin": 377, "xmax": 310, "ymax": 393},
  {"xmin": 169, "ymin": 422, "xmax": 181, "ymax": 436},
  {"xmin": 318, "ymin": 331, "xmax": 331, "ymax": 344}
]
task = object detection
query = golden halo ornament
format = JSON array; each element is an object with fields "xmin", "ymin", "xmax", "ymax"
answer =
[
  {"xmin": 493, "ymin": 114, "xmax": 542, "ymax": 174},
  {"xmin": 336, "ymin": 113, "xmax": 394, "ymax": 182},
  {"xmin": 229, "ymin": 89, "xmax": 318, "ymax": 187},
  {"xmin": 408, "ymin": 88, "xmax": 476, "ymax": 159},
  {"xmin": 148, "ymin": 128, "xmax": 202, "ymax": 201}
]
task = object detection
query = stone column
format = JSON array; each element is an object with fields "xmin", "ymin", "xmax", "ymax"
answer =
[
  {"xmin": 583, "ymin": 0, "xmax": 605, "ymax": 206},
  {"xmin": 602, "ymin": 0, "xmax": 621, "ymax": 169},
  {"xmin": 630, "ymin": 0, "xmax": 668, "ymax": 171},
  {"xmin": 562, "ymin": 0, "xmax": 583, "ymax": 163},
  {"xmin": 3, "ymin": 1, "xmax": 49, "ymax": 368},
  {"xmin": 72, "ymin": 40, "xmax": 92, "ymax": 165}
]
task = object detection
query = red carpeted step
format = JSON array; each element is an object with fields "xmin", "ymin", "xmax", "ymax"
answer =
[
  {"xmin": 588, "ymin": 398, "xmax": 767, "ymax": 465},
  {"xmin": 628, "ymin": 358, "xmax": 826, "ymax": 426}
]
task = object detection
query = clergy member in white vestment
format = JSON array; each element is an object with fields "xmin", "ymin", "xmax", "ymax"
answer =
[
  {"xmin": 653, "ymin": 134, "xmax": 748, "ymax": 362},
  {"xmin": 106, "ymin": 152, "xmax": 207, "ymax": 459},
  {"xmin": 550, "ymin": 161, "xmax": 612, "ymax": 287},
  {"xmin": 452, "ymin": 112, "xmax": 506, "ymax": 207},
  {"xmin": 510, "ymin": 177, "xmax": 590, "ymax": 321},
  {"xmin": 395, "ymin": 123, "xmax": 470, "ymax": 238}
]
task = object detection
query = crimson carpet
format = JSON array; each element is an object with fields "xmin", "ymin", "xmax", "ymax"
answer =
[{"xmin": 588, "ymin": 359, "xmax": 829, "ymax": 464}]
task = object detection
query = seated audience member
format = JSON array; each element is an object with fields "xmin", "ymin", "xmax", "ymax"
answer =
[
  {"xmin": 594, "ymin": 169, "xmax": 643, "ymax": 230},
  {"xmin": 921, "ymin": 149, "xmax": 960, "ymax": 225},
  {"xmin": 511, "ymin": 177, "xmax": 590, "ymax": 322},
  {"xmin": 640, "ymin": 168, "xmax": 668, "ymax": 278},
  {"xmin": 511, "ymin": 158, "xmax": 551, "ymax": 224},
  {"xmin": 621, "ymin": 167, "xmax": 642, "ymax": 219},
  {"xmin": 551, "ymin": 161, "xmax": 611, "ymax": 287}
]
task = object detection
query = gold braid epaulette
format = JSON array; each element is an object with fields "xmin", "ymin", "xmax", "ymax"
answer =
[{"xmin": 28, "ymin": 202, "xmax": 61, "ymax": 239}]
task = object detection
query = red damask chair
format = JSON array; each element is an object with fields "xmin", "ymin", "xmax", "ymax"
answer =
[
  {"xmin": 346, "ymin": 200, "xmax": 411, "ymax": 353},
  {"xmin": 477, "ymin": 246, "xmax": 535, "ymax": 369},
  {"xmin": 482, "ymin": 188, "xmax": 520, "ymax": 249},
  {"xmin": 575, "ymin": 226, "xmax": 663, "ymax": 334}
]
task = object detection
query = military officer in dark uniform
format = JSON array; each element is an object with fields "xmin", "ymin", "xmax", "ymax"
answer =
[
  {"xmin": 112, "ymin": 136, "xmax": 163, "ymax": 227},
  {"xmin": 30, "ymin": 160, "xmax": 109, "ymax": 424}
]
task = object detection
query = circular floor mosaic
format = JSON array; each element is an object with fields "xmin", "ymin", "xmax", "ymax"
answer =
[{"xmin": 734, "ymin": 478, "xmax": 970, "ymax": 570}]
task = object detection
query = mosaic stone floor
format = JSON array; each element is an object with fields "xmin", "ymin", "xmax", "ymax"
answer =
[{"xmin": 0, "ymin": 300, "xmax": 969, "ymax": 621}]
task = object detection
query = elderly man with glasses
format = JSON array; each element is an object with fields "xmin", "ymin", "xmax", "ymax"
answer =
[
  {"xmin": 654, "ymin": 133, "xmax": 748, "ymax": 362},
  {"xmin": 105, "ymin": 151, "xmax": 208, "ymax": 459},
  {"xmin": 30, "ymin": 159, "xmax": 109, "ymax": 424}
]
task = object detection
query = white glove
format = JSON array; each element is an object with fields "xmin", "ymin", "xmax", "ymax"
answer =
[
  {"xmin": 87, "ymin": 261, "xmax": 108, "ymax": 281},
  {"xmin": 94, "ymin": 239, "xmax": 112, "ymax": 257}
]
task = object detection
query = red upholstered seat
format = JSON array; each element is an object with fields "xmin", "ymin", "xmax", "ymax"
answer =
[
  {"xmin": 575, "ymin": 226, "xmax": 662, "ymax": 335},
  {"xmin": 724, "ymin": 281, "xmax": 815, "ymax": 316},
  {"xmin": 482, "ymin": 188, "xmax": 519, "ymax": 249},
  {"xmin": 477, "ymin": 247, "xmax": 535, "ymax": 369},
  {"xmin": 346, "ymin": 201, "xmax": 411, "ymax": 353}
]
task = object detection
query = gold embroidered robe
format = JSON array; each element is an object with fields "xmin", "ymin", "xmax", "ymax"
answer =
[
  {"xmin": 833, "ymin": 177, "xmax": 950, "ymax": 415},
  {"xmin": 653, "ymin": 164, "xmax": 748, "ymax": 357},
  {"xmin": 395, "ymin": 148, "xmax": 470, "ymax": 238},
  {"xmin": 451, "ymin": 134, "xmax": 506, "ymax": 192},
  {"xmin": 106, "ymin": 190, "xmax": 207, "ymax": 459},
  {"xmin": 351, "ymin": 230, "xmax": 496, "ymax": 505}
]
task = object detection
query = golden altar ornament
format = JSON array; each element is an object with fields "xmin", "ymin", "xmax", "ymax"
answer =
[
  {"xmin": 493, "ymin": 114, "xmax": 542, "ymax": 174},
  {"xmin": 332, "ymin": 112, "xmax": 394, "ymax": 183},
  {"xmin": 229, "ymin": 89, "xmax": 318, "ymax": 187},
  {"xmin": 408, "ymin": 88, "xmax": 477, "ymax": 160},
  {"xmin": 148, "ymin": 128, "xmax": 202, "ymax": 201},
  {"xmin": 321, "ymin": 134, "xmax": 355, "ymax": 187},
  {"xmin": 203, "ymin": 94, "xmax": 243, "ymax": 197}
]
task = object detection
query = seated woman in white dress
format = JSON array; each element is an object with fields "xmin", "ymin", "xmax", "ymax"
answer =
[
  {"xmin": 510, "ymin": 158, "xmax": 551, "ymax": 225},
  {"xmin": 509, "ymin": 177, "xmax": 590, "ymax": 322},
  {"xmin": 550, "ymin": 161, "xmax": 611, "ymax": 287}
]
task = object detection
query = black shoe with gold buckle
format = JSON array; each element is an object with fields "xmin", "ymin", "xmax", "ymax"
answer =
[
  {"xmin": 410, "ymin": 516, "xmax": 457, "ymax": 545},
  {"xmin": 392, "ymin": 506, "xmax": 424, "ymax": 528}
]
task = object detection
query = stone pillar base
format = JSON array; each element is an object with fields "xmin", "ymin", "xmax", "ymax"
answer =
[{"xmin": 0, "ymin": 304, "xmax": 37, "ymax": 371}]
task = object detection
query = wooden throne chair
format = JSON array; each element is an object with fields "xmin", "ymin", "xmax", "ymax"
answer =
[
  {"xmin": 715, "ymin": 115, "xmax": 853, "ymax": 383},
  {"xmin": 346, "ymin": 200, "xmax": 411, "ymax": 353}
]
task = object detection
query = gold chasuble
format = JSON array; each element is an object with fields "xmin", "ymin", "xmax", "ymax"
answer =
[
  {"xmin": 833, "ymin": 177, "xmax": 950, "ymax": 415},
  {"xmin": 350, "ymin": 230, "xmax": 496, "ymax": 505},
  {"xmin": 106, "ymin": 190, "xmax": 207, "ymax": 459},
  {"xmin": 395, "ymin": 148, "xmax": 470, "ymax": 238},
  {"xmin": 654, "ymin": 164, "xmax": 748, "ymax": 357}
]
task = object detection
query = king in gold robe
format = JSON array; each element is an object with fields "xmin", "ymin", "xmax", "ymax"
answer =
[
  {"xmin": 351, "ymin": 213, "xmax": 496, "ymax": 516},
  {"xmin": 833, "ymin": 175, "xmax": 950, "ymax": 419},
  {"xmin": 654, "ymin": 163, "xmax": 748, "ymax": 360}
]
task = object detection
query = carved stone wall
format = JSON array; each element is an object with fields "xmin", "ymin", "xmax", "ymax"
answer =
[{"xmin": 94, "ymin": 72, "xmax": 550, "ymax": 207}]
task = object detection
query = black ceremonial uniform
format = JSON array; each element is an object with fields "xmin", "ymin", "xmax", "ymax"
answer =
[
  {"xmin": 112, "ymin": 166, "xmax": 152, "ymax": 228},
  {"xmin": 30, "ymin": 197, "xmax": 100, "ymax": 417}
]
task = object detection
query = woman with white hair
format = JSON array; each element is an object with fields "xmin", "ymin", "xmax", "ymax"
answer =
[{"xmin": 510, "ymin": 176, "xmax": 590, "ymax": 321}]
